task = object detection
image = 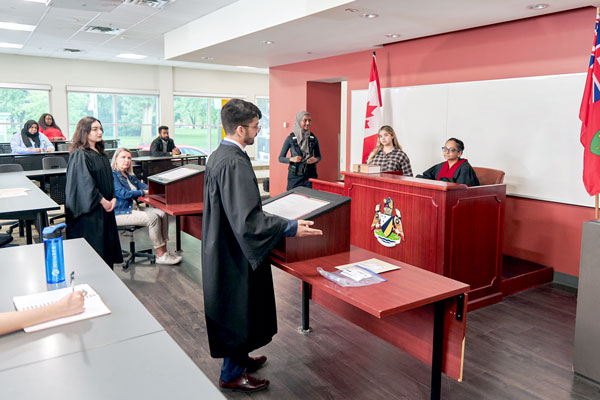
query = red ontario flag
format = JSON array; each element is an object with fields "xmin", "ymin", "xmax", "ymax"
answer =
[
  {"xmin": 579, "ymin": 12, "xmax": 600, "ymax": 196},
  {"xmin": 362, "ymin": 52, "xmax": 382, "ymax": 163}
]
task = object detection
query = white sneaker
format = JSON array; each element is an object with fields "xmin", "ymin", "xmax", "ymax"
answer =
[{"xmin": 156, "ymin": 253, "xmax": 181, "ymax": 265}]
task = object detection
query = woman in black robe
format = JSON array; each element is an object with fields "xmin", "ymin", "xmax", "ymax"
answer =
[
  {"xmin": 417, "ymin": 137, "xmax": 480, "ymax": 186},
  {"xmin": 65, "ymin": 117, "xmax": 122, "ymax": 269}
]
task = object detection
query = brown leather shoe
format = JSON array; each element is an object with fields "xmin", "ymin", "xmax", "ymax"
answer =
[
  {"xmin": 246, "ymin": 355, "xmax": 267, "ymax": 372},
  {"xmin": 219, "ymin": 372, "xmax": 269, "ymax": 392}
]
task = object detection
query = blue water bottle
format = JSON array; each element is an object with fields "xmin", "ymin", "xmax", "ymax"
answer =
[{"xmin": 43, "ymin": 223, "xmax": 66, "ymax": 284}]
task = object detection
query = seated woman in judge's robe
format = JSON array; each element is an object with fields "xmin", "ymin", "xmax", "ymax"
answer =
[
  {"xmin": 417, "ymin": 137, "xmax": 480, "ymax": 186},
  {"xmin": 111, "ymin": 147, "xmax": 182, "ymax": 265},
  {"xmin": 366, "ymin": 125, "xmax": 413, "ymax": 175}
]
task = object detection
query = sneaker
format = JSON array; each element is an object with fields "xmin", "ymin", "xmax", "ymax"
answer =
[{"xmin": 156, "ymin": 253, "xmax": 181, "ymax": 265}]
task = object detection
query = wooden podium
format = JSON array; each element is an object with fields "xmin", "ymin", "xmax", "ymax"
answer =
[
  {"xmin": 262, "ymin": 187, "xmax": 351, "ymax": 262},
  {"xmin": 141, "ymin": 165, "xmax": 205, "ymax": 251},
  {"xmin": 311, "ymin": 172, "xmax": 506, "ymax": 309},
  {"xmin": 147, "ymin": 164, "xmax": 205, "ymax": 205}
]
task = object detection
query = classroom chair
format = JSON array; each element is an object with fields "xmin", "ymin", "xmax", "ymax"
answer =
[{"xmin": 472, "ymin": 167, "xmax": 505, "ymax": 185}]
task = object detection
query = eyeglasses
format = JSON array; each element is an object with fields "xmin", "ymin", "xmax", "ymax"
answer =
[
  {"xmin": 441, "ymin": 147, "xmax": 458, "ymax": 153},
  {"xmin": 241, "ymin": 124, "xmax": 261, "ymax": 132}
]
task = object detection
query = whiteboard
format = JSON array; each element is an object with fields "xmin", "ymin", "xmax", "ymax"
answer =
[{"xmin": 350, "ymin": 73, "xmax": 594, "ymax": 207}]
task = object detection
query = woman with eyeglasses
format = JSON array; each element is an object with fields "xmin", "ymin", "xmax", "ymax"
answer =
[
  {"xmin": 418, "ymin": 138, "xmax": 479, "ymax": 186},
  {"xmin": 366, "ymin": 125, "xmax": 413, "ymax": 175},
  {"xmin": 278, "ymin": 111, "xmax": 321, "ymax": 190}
]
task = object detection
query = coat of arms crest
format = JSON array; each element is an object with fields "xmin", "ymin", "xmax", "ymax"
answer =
[{"xmin": 370, "ymin": 197, "xmax": 404, "ymax": 247}]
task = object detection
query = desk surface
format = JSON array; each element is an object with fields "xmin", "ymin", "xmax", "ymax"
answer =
[
  {"xmin": 272, "ymin": 246, "xmax": 469, "ymax": 318},
  {"xmin": 23, "ymin": 168, "xmax": 67, "ymax": 177},
  {"xmin": 139, "ymin": 196, "xmax": 203, "ymax": 216},
  {"xmin": 0, "ymin": 172, "xmax": 59, "ymax": 216},
  {"xmin": 0, "ymin": 239, "xmax": 163, "ymax": 372},
  {"xmin": 132, "ymin": 154, "xmax": 205, "ymax": 162},
  {"xmin": 0, "ymin": 239, "xmax": 223, "ymax": 398},
  {"xmin": 0, "ymin": 331, "xmax": 224, "ymax": 400}
]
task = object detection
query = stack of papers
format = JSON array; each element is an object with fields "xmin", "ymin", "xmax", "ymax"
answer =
[
  {"xmin": 0, "ymin": 187, "xmax": 30, "ymax": 199},
  {"xmin": 335, "ymin": 258, "xmax": 401, "ymax": 274}
]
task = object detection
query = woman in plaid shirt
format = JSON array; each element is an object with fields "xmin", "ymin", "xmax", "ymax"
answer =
[{"xmin": 366, "ymin": 126, "xmax": 413, "ymax": 176}]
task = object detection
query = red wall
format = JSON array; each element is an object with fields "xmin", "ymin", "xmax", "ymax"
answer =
[{"xmin": 269, "ymin": 7, "xmax": 597, "ymax": 277}]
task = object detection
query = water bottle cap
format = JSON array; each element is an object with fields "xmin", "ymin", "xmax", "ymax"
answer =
[{"xmin": 42, "ymin": 223, "xmax": 66, "ymax": 239}]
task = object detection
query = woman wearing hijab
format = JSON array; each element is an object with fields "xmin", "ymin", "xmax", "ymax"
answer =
[
  {"xmin": 278, "ymin": 111, "xmax": 322, "ymax": 190},
  {"xmin": 10, "ymin": 120, "xmax": 55, "ymax": 154},
  {"xmin": 38, "ymin": 113, "xmax": 66, "ymax": 142},
  {"xmin": 65, "ymin": 116, "xmax": 122, "ymax": 269}
]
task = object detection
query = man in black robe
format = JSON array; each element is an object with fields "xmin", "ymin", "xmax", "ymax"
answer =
[{"xmin": 202, "ymin": 99, "xmax": 321, "ymax": 392}]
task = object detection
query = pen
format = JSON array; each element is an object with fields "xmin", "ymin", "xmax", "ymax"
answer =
[{"xmin": 70, "ymin": 271, "xmax": 75, "ymax": 292}]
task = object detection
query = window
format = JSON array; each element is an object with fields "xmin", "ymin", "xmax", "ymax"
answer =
[
  {"xmin": 174, "ymin": 96, "xmax": 225, "ymax": 154},
  {"xmin": 67, "ymin": 90, "xmax": 158, "ymax": 148},
  {"xmin": 256, "ymin": 97, "xmax": 270, "ymax": 161},
  {"xmin": 0, "ymin": 86, "xmax": 50, "ymax": 143}
]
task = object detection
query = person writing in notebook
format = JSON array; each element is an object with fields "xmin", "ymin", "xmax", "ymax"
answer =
[
  {"xmin": 0, "ymin": 291, "xmax": 84, "ymax": 336},
  {"xmin": 202, "ymin": 99, "xmax": 322, "ymax": 393}
]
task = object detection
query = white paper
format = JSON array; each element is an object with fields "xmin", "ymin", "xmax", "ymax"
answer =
[
  {"xmin": 154, "ymin": 167, "xmax": 199, "ymax": 181},
  {"xmin": 262, "ymin": 193, "xmax": 330, "ymax": 220},
  {"xmin": 13, "ymin": 284, "xmax": 111, "ymax": 333},
  {"xmin": 339, "ymin": 266, "xmax": 374, "ymax": 282},
  {"xmin": 335, "ymin": 258, "xmax": 401, "ymax": 274}
]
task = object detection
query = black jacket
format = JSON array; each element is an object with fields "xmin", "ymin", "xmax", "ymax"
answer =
[{"xmin": 150, "ymin": 137, "xmax": 176, "ymax": 156}]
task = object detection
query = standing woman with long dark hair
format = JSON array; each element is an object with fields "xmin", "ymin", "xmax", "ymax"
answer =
[{"xmin": 65, "ymin": 117, "xmax": 122, "ymax": 269}]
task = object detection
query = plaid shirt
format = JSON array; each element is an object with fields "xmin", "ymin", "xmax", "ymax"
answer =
[{"xmin": 369, "ymin": 149, "xmax": 413, "ymax": 176}]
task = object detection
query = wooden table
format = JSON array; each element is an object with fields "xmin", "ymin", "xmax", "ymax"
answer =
[
  {"xmin": 0, "ymin": 172, "xmax": 59, "ymax": 243},
  {"xmin": 0, "ymin": 239, "xmax": 224, "ymax": 399},
  {"xmin": 271, "ymin": 246, "xmax": 470, "ymax": 400},
  {"xmin": 139, "ymin": 196, "xmax": 203, "ymax": 252}
]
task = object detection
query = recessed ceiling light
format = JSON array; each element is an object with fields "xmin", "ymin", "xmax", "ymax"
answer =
[
  {"xmin": 344, "ymin": 8, "xmax": 359, "ymax": 13},
  {"xmin": 200, "ymin": 56, "xmax": 213, "ymax": 60},
  {"xmin": 527, "ymin": 3, "xmax": 549, "ymax": 10},
  {"xmin": 386, "ymin": 33, "xmax": 401, "ymax": 38},
  {"xmin": 0, "ymin": 42, "xmax": 23, "ymax": 49},
  {"xmin": 117, "ymin": 53, "xmax": 147, "ymax": 59},
  {"xmin": 261, "ymin": 40, "xmax": 274, "ymax": 45},
  {"xmin": 361, "ymin": 13, "xmax": 379, "ymax": 19},
  {"xmin": 0, "ymin": 22, "xmax": 36, "ymax": 32}
]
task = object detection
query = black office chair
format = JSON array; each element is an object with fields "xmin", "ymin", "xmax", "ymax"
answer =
[
  {"xmin": 0, "ymin": 164, "xmax": 31, "ymax": 239},
  {"xmin": 137, "ymin": 150, "xmax": 151, "ymax": 157},
  {"xmin": 0, "ymin": 143, "xmax": 12, "ymax": 154},
  {"xmin": 117, "ymin": 225, "xmax": 156, "ymax": 270},
  {"xmin": 56, "ymin": 143, "xmax": 70, "ymax": 152},
  {"xmin": 0, "ymin": 232, "xmax": 14, "ymax": 247},
  {"xmin": 42, "ymin": 157, "xmax": 67, "ymax": 224}
]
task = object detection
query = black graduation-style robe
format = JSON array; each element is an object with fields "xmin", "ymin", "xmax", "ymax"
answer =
[
  {"xmin": 419, "ymin": 160, "xmax": 480, "ymax": 186},
  {"xmin": 201, "ymin": 142, "xmax": 287, "ymax": 359},
  {"xmin": 65, "ymin": 149, "xmax": 122, "ymax": 268}
]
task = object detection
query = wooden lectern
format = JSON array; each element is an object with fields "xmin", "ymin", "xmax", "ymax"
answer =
[
  {"xmin": 262, "ymin": 187, "xmax": 351, "ymax": 262},
  {"xmin": 147, "ymin": 164, "xmax": 205, "ymax": 205}
]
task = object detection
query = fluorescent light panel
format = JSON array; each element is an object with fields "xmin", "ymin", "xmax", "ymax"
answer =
[
  {"xmin": 0, "ymin": 22, "xmax": 36, "ymax": 32},
  {"xmin": 0, "ymin": 42, "xmax": 24, "ymax": 49},
  {"xmin": 117, "ymin": 53, "xmax": 147, "ymax": 59},
  {"xmin": 23, "ymin": 0, "xmax": 50, "ymax": 4}
]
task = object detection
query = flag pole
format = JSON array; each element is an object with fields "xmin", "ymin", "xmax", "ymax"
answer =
[{"xmin": 596, "ymin": 194, "xmax": 599, "ymax": 219}]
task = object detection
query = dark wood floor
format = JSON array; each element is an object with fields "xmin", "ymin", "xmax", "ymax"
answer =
[{"xmin": 110, "ymin": 225, "xmax": 599, "ymax": 400}]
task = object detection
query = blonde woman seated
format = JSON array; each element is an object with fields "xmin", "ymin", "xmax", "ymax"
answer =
[
  {"xmin": 366, "ymin": 126, "xmax": 413, "ymax": 176},
  {"xmin": 111, "ymin": 148, "xmax": 182, "ymax": 265}
]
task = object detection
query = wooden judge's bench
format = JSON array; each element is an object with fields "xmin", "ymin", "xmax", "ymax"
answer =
[{"xmin": 311, "ymin": 172, "xmax": 506, "ymax": 310}]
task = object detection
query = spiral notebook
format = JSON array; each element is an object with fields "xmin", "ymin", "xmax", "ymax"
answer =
[{"xmin": 13, "ymin": 284, "xmax": 111, "ymax": 333}]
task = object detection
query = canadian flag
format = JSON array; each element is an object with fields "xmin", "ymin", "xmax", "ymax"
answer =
[{"xmin": 362, "ymin": 52, "xmax": 382, "ymax": 163}]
